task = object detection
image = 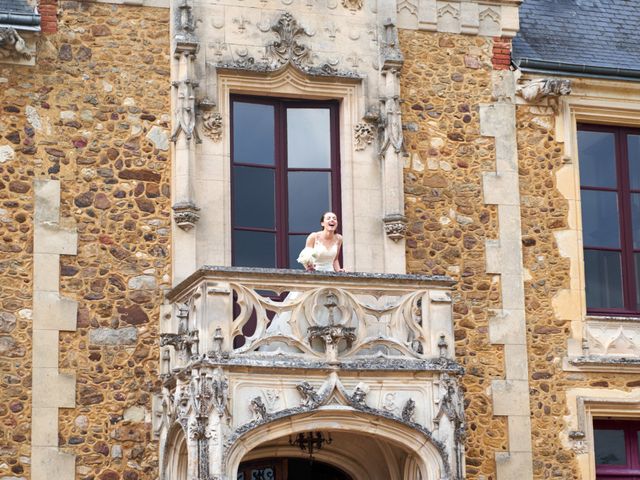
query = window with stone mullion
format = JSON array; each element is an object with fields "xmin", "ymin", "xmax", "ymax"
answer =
[
  {"xmin": 230, "ymin": 95, "xmax": 340, "ymax": 269},
  {"xmin": 578, "ymin": 124, "xmax": 640, "ymax": 315}
]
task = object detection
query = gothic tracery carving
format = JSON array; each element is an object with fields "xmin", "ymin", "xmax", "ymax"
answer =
[{"xmin": 268, "ymin": 12, "xmax": 311, "ymax": 67}]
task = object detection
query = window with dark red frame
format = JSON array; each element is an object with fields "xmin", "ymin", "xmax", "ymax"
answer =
[
  {"xmin": 594, "ymin": 419, "xmax": 640, "ymax": 479},
  {"xmin": 231, "ymin": 95, "xmax": 341, "ymax": 269},
  {"xmin": 578, "ymin": 124, "xmax": 640, "ymax": 315}
]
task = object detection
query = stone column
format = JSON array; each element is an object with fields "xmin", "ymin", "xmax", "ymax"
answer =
[
  {"xmin": 171, "ymin": 0, "xmax": 200, "ymax": 283},
  {"xmin": 379, "ymin": 18, "xmax": 407, "ymax": 274}
]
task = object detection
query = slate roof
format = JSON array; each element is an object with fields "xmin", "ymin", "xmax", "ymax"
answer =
[
  {"xmin": 513, "ymin": 0, "xmax": 640, "ymax": 79},
  {"xmin": 0, "ymin": 0, "xmax": 35, "ymax": 14},
  {"xmin": 0, "ymin": 0, "xmax": 40, "ymax": 29}
]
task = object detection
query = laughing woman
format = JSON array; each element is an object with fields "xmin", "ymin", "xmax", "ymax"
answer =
[{"xmin": 297, "ymin": 211, "xmax": 344, "ymax": 272}]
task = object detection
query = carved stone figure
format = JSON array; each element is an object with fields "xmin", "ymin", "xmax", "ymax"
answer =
[
  {"xmin": 160, "ymin": 328, "xmax": 199, "ymax": 361},
  {"xmin": 297, "ymin": 381, "xmax": 320, "ymax": 407},
  {"xmin": 250, "ymin": 396, "xmax": 267, "ymax": 421},
  {"xmin": 0, "ymin": 28, "xmax": 31, "ymax": 60},
  {"xmin": 516, "ymin": 78, "xmax": 572, "ymax": 103},
  {"xmin": 402, "ymin": 398, "xmax": 416, "ymax": 422},
  {"xmin": 350, "ymin": 385, "xmax": 368, "ymax": 406}
]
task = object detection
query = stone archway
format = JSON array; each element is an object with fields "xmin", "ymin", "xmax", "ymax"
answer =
[
  {"xmin": 162, "ymin": 424, "xmax": 189, "ymax": 480},
  {"xmin": 225, "ymin": 408, "xmax": 447, "ymax": 480}
]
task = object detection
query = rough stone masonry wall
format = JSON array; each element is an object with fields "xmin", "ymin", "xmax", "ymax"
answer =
[
  {"xmin": 0, "ymin": 2, "xmax": 170, "ymax": 479},
  {"xmin": 399, "ymin": 29, "xmax": 508, "ymax": 478}
]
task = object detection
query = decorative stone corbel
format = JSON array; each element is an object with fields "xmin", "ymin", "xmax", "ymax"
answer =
[
  {"xmin": 0, "ymin": 27, "xmax": 32, "ymax": 61},
  {"xmin": 383, "ymin": 214, "xmax": 408, "ymax": 241},
  {"xmin": 172, "ymin": 201, "xmax": 201, "ymax": 230}
]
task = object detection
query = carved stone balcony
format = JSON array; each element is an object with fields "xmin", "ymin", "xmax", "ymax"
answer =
[{"xmin": 157, "ymin": 267, "xmax": 464, "ymax": 480}]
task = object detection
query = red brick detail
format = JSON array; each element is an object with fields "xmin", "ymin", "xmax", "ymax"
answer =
[
  {"xmin": 38, "ymin": 0, "xmax": 58, "ymax": 34},
  {"xmin": 492, "ymin": 36, "xmax": 512, "ymax": 71}
]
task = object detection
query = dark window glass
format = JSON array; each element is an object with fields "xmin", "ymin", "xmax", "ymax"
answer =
[
  {"xmin": 595, "ymin": 429, "xmax": 627, "ymax": 465},
  {"xmin": 231, "ymin": 97, "xmax": 340, "ymax": 268},
  {"xmin": 288, "ymin": 171, "xmax": 331, "ymax": 232},
  {"xmin": 578, "ymin": 130, "xmax": 617, "ymax": 188},
  {"xmin": 578, "ymin": 125, "xmax": 640, "ymax": 314},
  {"xmin": 632, "ymin": 193, "xmax": 640, "ymax": 249},
  {"xmin": 629, "ymin": 135, "xmax": 640, "ymax": 190},
  {"xmin": 287, "ymin": 108, "xmax": 331, "ymax": 168},
  {"xmin": 233, "ymin": 167, "xmax": 275, "ymax": 229},
  {"xmin": 233, "ymin": 231, "xmax": 276, "ymax": 268},
  {"xmin": 594, "ymin": 420, "xmax": 640, "ymax": 479},
  {"xmin": 288, "ymin": 234, "xmax": 308, "ymax": 270},
  {"xmin": 584, "ymin": 250, "xmax": 624, "ymax": 309},
  {"xmin": 581, "ymin": 190, "xmax": 620, "ymax": 248},
  {"xmin": 233, "ymin": 102, "xmax": 275, "ymax": 166}
]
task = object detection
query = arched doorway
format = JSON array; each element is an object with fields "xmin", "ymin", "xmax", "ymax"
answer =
[
  {"xmin": 227, "ymin": 410, "xmax": 448, "ymax": 480},
  {"xmin": 238, "ymin": 457, "xmax": 351, "ymax": 480}
]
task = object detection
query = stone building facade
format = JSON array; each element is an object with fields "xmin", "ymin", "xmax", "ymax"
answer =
[{"xmin": 1, "ymin": 0, "xmax": 639, "ymax": 479}]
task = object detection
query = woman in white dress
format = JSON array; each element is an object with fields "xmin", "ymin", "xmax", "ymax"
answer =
[
  {"xmin": 260, "ymin": 213, "xmax": 344, "ymax": 350},
  {"xmin": 297, "ymin": 211, "xmax": 344, "ymax": 272}
]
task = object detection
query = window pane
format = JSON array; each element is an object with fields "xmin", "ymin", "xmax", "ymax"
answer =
[
  {"xmin": 288, "ymin": 234, "xmax": 308, "ymax": 270},
  {"xmin": 581, "ymin": 190, "xmax": 620, "ymax": 248},
  {"xmin": 578, "ymin": 130, "xmax": 617, "ymax": 188},
  {"xmin": 585, "ymin": 250, "xmax": 624, "ymax": 309},
  {"xmin": 233, "ymin": 102, "xmax": 274, "ymax": 166},
  {"xmin": 233, "ymin": 230, "xmax": 276, "ymax": 267},
  {"xmin": 233, "ymin": 166, "xmax": 275, "ymax": 229},
  {"xmin": 288, "ymin": 171, "xmax": 332, "ymax": 232},
  {"xmin": 629, "ymin": 134, "xmax": 640, "ymax": 190},
  {"xmin": 636, "ymin": 253, "xmax": 640, "ymax": 308},
  {"xmin": 633, "ymin": 193, "xmax": 640, "ymax": 249},
  {"xmin": 287, "ymin": 108, "xmax": 331, "ymax": 168},
  {"xmin": 594, "ymin": 428, "xmax": 626, "ymax": 465}
]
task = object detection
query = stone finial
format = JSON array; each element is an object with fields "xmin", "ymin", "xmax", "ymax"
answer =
[{"xmin": 383, "ymin": 214, "xmax": 408, "ymax": 242}]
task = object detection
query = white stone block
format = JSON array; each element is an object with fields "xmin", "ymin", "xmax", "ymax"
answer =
[
  {"xmin": 34, "ymin": 222, "xmax": 78, "ymax": 255},
  {"xmin": 32, "ymin": 407, "xmax": 59, "ymax": 447},
  {"xmin": 482, "ymin": 172, "xmax": 519, "ymax": 206},
  {"xmin": 31, "ymin": 447, "xmax": 75, "ymax": 480},
  {"xmin": 492, "ymin": 379, "xmax": 530, "ymax": 416},
  {"xmin": 504, "ymin": 344, "xmax": 529, "ymax": 381},
  {"xmin": 32, "ymin": 330, "xmax": 59, "ymax": 368},
  {"xmin": 33, "ymin": 292, "xmax": 77, "ymax": 331},
  {"xmin": 33, "ymin": 254, "xmax": 60, "ymax": 293},
  {"xmin": 32, "ymin": 368, "xmax": 76, "ymax": 408}
]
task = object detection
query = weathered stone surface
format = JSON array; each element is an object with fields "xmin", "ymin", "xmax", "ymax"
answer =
[
  {"xmin": 127, "ymin": 275, "xmax": 156, "ymax": 290},
  {"xmin": 0, "ymin": 336, "xmax": 25, "ymax": 357},
  {"xmin": 117, "ymin": 169, "xmax": 161, "ymax": 182},
  {"xmin": 0, "ymin": 145, "xmax": 15, "ymax": 163},
  {"xmin": 89, "ymin": 327, "xmax": 138, "ymax": 345},
  {"xmin": 145, "ymin": 126, "xmax": 169, "ymax": 151},
  {"xmin": 0, "ymin": 312, "xmax": 16, "ymax": 333},
  {"xmin": 117, "ymin": 305, "xmax": 148, "ymax": 325}
]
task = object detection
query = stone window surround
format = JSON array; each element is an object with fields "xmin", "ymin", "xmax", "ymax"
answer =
[
  {"xmin": 566, "ymin": 388, "xmax": 640, "ymax": 480},
  {"xmin": 552, "ymin": 79, "xmax": 640, "ymax": 362},
  {"xmin": 207, "ymin": 67, "xmax": 406, "ymax": 274}
]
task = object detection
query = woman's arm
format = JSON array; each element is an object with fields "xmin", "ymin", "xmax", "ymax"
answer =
[
  {"xmin": 333, "ymin": 235, "xmax": 344, "ymax": 272},
  {"xmin": 303, "ymin": 233, "xmax": 316, "ymax": 271}
]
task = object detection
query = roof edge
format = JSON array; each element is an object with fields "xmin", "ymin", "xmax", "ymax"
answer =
[
  {"xmin": 0, "ymin": 12, "xmax": 41, "ymax": 30},
  {"xmin": 515, "ymin": 57, "xmax": 640, "ymax": 82}
]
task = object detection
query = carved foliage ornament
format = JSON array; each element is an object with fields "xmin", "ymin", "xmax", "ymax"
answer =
[
  {"xmin": 172, "ymin": 201, "xmax": 200, "ymax": 230},
  {"xmin": 341, "ymin": 0, "xmax": 363, "ymax": 11},
  {"xmin": 202, "ymin": 111, "xmax": 223, "ymax": 142},
  {"xmin": 0, "ymin": 28, "xmax": 31, "ymax": 61},
  {"xmin": 354, "ymin": 122, "xmax": 375, "ymax": 151},
  {"xmin": 383, "ymin": 214, "xmax": 408, "ymax": 242},
  {"xmin": 268, "ymin": 12, "xmax": 311, "ymax": 67},
  {"xmin": 516, "ymin": 78, "xmax": 572, "ymax": 103}
]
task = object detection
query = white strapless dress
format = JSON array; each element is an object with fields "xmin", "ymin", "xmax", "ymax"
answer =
[{"xmin": 260, "ymin": 242, "xmax": 339, "ymax": 352}]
